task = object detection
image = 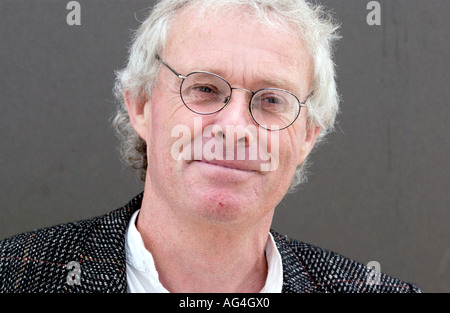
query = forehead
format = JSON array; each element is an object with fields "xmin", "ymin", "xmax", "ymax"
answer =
[{"xmin": 163, "ymin": 5, "xmax": 313, "ymax": 94}]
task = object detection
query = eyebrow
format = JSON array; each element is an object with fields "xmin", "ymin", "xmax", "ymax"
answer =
[
  {"xmin": 260, "ymin": 77, "xmax": 299, "ymax": 91},
  {"xmin": 197, "ymin": 67, "xmax": 300, "ymax": 94},
  {"xmin": 184, "ymin": 59, "xmax": 304, "ymax": 99}
]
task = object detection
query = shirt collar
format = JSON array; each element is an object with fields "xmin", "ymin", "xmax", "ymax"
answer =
[{"xmin": 125, "ymin": 209, "xmax": 283, "ymax": 293}]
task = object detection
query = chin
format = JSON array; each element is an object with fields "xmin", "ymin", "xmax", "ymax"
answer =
[{"xmin": 191, "ymin": 191, "xmax": 254, "ymax": 225}]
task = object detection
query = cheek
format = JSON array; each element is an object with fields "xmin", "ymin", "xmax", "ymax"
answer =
[
  {"xmin": 280, "ymin": 139, "xmax": 302, "ymax": 171},
  {"xmin": 147, "ymin": 97, "xmax": 206, "ymax": 164},
  {"xmin": 148, "ymin": 92, "xmax": 183, "ymax": 142},
  {"xmin": 275, "ymin": 127, "xmax": 308, "ymax": 180}
]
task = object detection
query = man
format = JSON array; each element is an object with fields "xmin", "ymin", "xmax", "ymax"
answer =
[{"xmin": 0, "ymin": 0, "xmax": 419, "ymax": 293}]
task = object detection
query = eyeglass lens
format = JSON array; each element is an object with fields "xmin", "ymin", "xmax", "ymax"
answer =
[{"xmin": 180, "ymin": 72, "xmax": 300, "ymax": 130}]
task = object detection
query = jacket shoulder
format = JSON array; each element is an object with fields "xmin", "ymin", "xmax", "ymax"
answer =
[
  {"xmin": 0, "ymin": 193, "xmax": 142, "ymax": 293},
  {"xmin": 272, "ymin": 231, "xmax": 421, "ymax": 293},
  {"xmin": 0, "ymin": 216, "xmax": 100, "ymax": 293}
]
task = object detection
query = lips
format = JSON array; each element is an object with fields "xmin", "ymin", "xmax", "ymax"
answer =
[
  {"xmin": 196, "ymin": 158, "xmax": 260, "ymax": 172},
  {"xmin": 190, "ymin": 137, "xmax": 271, "ymax": 172},
  {"xmin": 176, "ymin": 132, "xmax": 276, "ymax": 172}
]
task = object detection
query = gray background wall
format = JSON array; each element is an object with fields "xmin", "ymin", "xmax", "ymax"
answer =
[{"xmin": 0, "ymin": 0, "xmax": 448, "ymax": 292}]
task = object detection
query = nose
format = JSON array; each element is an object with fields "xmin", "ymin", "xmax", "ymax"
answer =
[{"xmin": 212, "ymin": 88, "xmax": 256, "ymax": 146}]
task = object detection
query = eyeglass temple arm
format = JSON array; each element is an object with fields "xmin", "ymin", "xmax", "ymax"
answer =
[
  {"xmin": 155, "ymin": 55, "xmax": 186, "ymax": 79},
  {"xmin": 300, "ymin": 90, "xmax": 314, "ymax": 107}
]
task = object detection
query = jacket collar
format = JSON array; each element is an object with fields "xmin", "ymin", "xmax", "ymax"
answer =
[{"xmin": 271, "ymin": 231, "xmax": 318, "ymax": 293}]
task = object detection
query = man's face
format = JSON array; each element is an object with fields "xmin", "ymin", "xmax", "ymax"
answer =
[{"xmin": 132, "ymin": 7, "xmax": 318, "ymax": 225}]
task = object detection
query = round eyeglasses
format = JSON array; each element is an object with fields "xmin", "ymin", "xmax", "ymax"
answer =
[{"xmin": 156, "ymin": 55, "xmax": 307, "ymax": 131}]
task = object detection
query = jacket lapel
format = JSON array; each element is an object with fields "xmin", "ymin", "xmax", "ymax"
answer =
[
  {"xmin": 271, "ymin": 231, "xmax": 318, "ymax": 293},
  {"xmin": 67, "ymin": 193, "xmax": 143, "ymax": 293}
]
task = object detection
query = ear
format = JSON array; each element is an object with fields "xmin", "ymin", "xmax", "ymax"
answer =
[
  {"xmin": 297, "ymin": 125, "xmax": 321, "ymax": 166},
  {"xmin": 124, "ymin": 90, "xmax": 149, "ymax": 141}
]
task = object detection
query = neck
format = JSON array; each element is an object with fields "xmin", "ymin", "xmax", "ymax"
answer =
[{"xmin": 136, "ymin": 190, "xmax": 273, "ymax": 293}]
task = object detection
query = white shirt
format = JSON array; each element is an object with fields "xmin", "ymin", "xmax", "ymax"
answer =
[{"xmin": 125, "ymin": 210, "xmax": 283, "ymax": 293}]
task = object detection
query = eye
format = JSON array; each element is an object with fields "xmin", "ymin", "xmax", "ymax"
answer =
[
  {"xmin": 257, "ymin": 94, "xmax": 288, "ymax": 113},
  {"xmin": 186, "ymin": 84, "xmax": 222, "ymax": 103},
  {"xmin": 189, "ymin": 83, "xmax": 221, "ymax": 96},
  {"xmin": 193, "ymin": 85, "xmax": 216, "ymax": 93},
  {"xmin": 261, "ymin": 95, "xmax": 283, "ymax": 104}
]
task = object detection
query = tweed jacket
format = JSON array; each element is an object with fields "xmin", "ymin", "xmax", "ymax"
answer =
[{"xmin": 0, "ymin": 193, "xmax": 420, "ymax": 293}]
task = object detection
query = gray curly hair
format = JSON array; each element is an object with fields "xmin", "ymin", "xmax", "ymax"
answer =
[{"xmin": 112, "ymin": 0, "xmax": 340, "ymax": 192}]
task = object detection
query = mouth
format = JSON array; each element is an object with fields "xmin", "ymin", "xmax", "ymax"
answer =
[
  {"xmin": 175, "ymin": 135, "xmax": 276, "ymax": 172},
  {"xmin": 195, "ymin": 159, "xmax": 257, "ymax": 172}
]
